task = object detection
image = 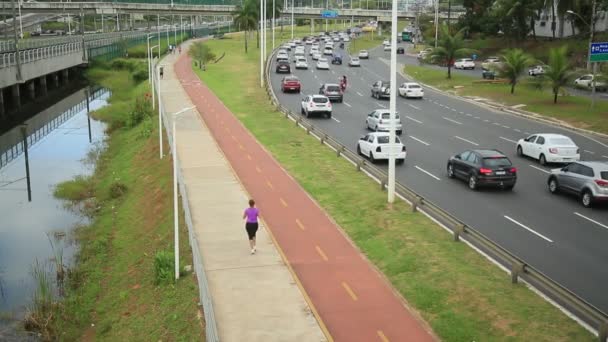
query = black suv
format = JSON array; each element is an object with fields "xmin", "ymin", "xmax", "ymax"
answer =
[
  {"xmin": 447, "ymin": 149, "xmax": 517, "ymax": 190},
  {"xmin": 331, "ymin": 54, "xmax": 343, "ymax": 65},
  {"xmin": 371, "ymin": 80, "xmax": 391, "ymax": 99},
  {"xmin": 319, "ymin": 83, "xmax": 343, "ymax": 102},
  {"xmin": 276, "ymin": 60, "xmax": 291, "ymax": 73}
]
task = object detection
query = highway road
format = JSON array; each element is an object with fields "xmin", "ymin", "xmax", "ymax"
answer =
[{"xmin": 269, "ymin": 41, "xmax": 608, "ymax": 314}]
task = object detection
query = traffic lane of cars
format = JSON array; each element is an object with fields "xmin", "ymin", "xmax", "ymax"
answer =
[
  {"xmin": 359, "ymin": 48, "xmax": 608, "ymax": 158},
  {"xmin": 270, "ymin": 53, "xmax": 608, "ymax": 311}
]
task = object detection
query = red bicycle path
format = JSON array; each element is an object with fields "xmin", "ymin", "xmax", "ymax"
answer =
[{"xmin": 174, "ymin": 51, "xmax": 436, "ymax": 342}]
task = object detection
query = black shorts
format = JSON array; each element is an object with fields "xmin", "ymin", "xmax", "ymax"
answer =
[{"xmin": 245, "ymin": 222, "xmax": 259, "ymax": 240}]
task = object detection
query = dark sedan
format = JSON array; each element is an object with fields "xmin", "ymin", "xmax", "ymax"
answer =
[
  {"xmin": 275, "ymin": 60, "xmax": 291, "ymax": 73},
  {"xmin": 447, "ymin": 149, "xmax": 517, "ymax": 190}
]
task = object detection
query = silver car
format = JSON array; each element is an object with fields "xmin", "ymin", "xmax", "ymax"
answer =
[{"xmin": 548, "ymin": 161, "xmax": 608, "ymax": 207}]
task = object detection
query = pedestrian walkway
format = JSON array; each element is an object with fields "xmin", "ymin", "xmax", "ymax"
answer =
[
  {"xmin": 173, "ymin": 40, "xmax": 437, "ymax": 341},
  {"xmin": 158, "ymin": 42, "xmax": 326, "ymax": 341}
]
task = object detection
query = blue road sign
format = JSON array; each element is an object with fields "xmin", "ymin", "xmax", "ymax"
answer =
[
  {"xmin": 590, "ymin": 42, "xmax": 608, "ymax": 62},
  {"xmin": 321, "ymin": 10, "xmax": 339, "ymax": 18}
]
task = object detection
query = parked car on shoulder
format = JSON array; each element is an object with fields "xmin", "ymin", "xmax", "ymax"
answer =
[
  {"xmin": 365, "ymin": 109, "xmax": 403, "ymax": 135},
  {"xmin": 574, "ymin": 74, "xmax": 608, "ymax": 91},
  {"xmin": 528, "ymin": 65, "xmax": 546, "ymax": 76},
  {"xmin": 454, "ymin": 58, "xmax": 475, "ymax": 70},
  {"xmin": 301, "ymin": 94, "xmax": 332, "ymax": 118},
  {"xmin": 516, "ymin": 133, "xmax": 580, "ymax": 165},
  {"xmin": 398, "ymin": 82, "xmax": 424, "ymax": 99},
  {"xmin": 481, "ymin": 56, "xmax": 500, "ymax": 70},
  {"xmin": 447, "ymin": 149, "xmax": 517, "ymax": 191},
  {"xmin": 319, "ymin": 83, "xmax": 344, "ymax": 102},
  {"xmin": 547, "ymin": 161, "xmax": 608, "ymax": 207},
  {"xmin": 281, "ymin": 76, "xmax": 301, "ymax": 93},
  {"xmin": 482, "ymin": 69, "xmax": 497, "ymax": 79}
]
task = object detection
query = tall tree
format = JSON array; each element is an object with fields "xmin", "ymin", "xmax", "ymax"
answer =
[
  {"xmin": 233, "ymin": 0, "xmax": 258, "ymax": 53},
  {"xmin": 188, "ymin": 42, "xmax": 216, "ymax": 69},
  {"xmin": 493, "ymin": 0, "xmax": 538, "ymax": 40},
  {"xmin": 430, "ymin": 24, "xmax": 476, "ymax": 79},
  {"xmin": 543, "ymin": 46, "xmax": 575, "ymax": 104},
  {"xmin": 496, "ymin": 48, "xmax": 535, "ymax": 94}
]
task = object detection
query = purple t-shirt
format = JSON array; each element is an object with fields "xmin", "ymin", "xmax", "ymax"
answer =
[{"xmin": 244, "ymin": 207, "xmax": 259, "ymax": 223}]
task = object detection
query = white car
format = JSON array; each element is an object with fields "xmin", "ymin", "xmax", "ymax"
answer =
[
  {"xmin": 289, "ymin": 41, "xmax": 296, "ymax": 48},
  {"xmin": 343, "ymin": 36, "xmax": 350, "ymax": 42},
  {"xmin": 365, "ymin": 109, "xmax": 403, "ymax": 135},
  {"xmin": 382, "ymin": 39, "xmax": 390, "ymax": 46},
  {"xmin": 310, "ymin": 47, "xmax": 319, "ymax": 56},
  {"xmin": 323, "ymin": 47, "xmax": 333, "ymax": 56},
  {"xmin": 528, "ymin": 65, "xmax": 546, "ymax": 76},
  {"xmin": 294, "ymin": 51, "xmax": 306, "ymax": 61},
  {"xmin": 398, "ymin": 82, "xmax": 424, "ymax": 99},
  {"xmin": 295, "ymin": 58, "xmax": 309, "ymax": 69},
  {"xmin": 454, "ymin": 58, "xmax": 476, "ymax": 70},
  {"xmin": 358, "ymin": 50, "xmax": 369, "ymax": 59},
  {"xmin": 348, "ymin": 57, "xmax": 361, "ymax": 67},
  {"xmin": 333, "ymin": 36, "xmax": 340, "ymax": 42},
  {"xmin": 312, "ymin": 52, "xmax": 321, "ymax": 61},
  {"xmin": 383, "ymin": 45, "xmax": 391, "ymax": 51},
  {"xmin": 316, "ymin": 57, "xmax": 330, "ymax": 70},
  {"xmin": 305, "ymin": 39, "xmax": 313, "ymax": 45},
  {"xmin": 516, "ymin": 133, "xmax": 580, "ymax": 165},
  {"xmin": 277, "ymin": 49, "xmax": 288, "ymax": 55},
  {"xmin": 357, "ymin": 132, "xmax": 406, "ymax": 164},
  {"xmin": 276, "ymin": 52, "xmax": 289, "ymax": 61},
  {"xmin": 301, "ymin": 94, "xmax": 332, "ymax": 118},
  {"xmin": 574, "ymin": 74, "xmax": 607, "ymax": 90}
]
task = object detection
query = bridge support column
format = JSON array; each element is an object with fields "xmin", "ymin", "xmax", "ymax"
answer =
[
  {"xmin": 53, "ymin": 73, "xmax": 59, "ymax": 88},
  {"xmin": 62, "ymin": 69, "xmax": 69, "ymax": 84},
  {"xmin": 0, "ymin": 89, "xmax": 5, "ymax": 119},
  {"xmin": 27, "ymin": 81, "xmax": 35, "ymax": 101},
  {"xmin": 11, "ymin": 84, "xmax": 20, "ymax": 109},
  {"xmin": 39, "ymin": 76, "xmax": 47, "ymax": 97}
]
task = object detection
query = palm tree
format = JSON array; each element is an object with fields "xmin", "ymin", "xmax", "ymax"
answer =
[
  {"xmin": 233, "ymin": 0, "xmax": 258, "ymax": 53},
  {"xmin": 497, "ymin": 48, "xmax": 535, "ymax": 94},
  {"xmin": 543, "ymin": 46, "xmax": 576, "ymax": 103},
  {"xmin": 430, "ymin": 24, "xmax": 476, "ymax": 79}
]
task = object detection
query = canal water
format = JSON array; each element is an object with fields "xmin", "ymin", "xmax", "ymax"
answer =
[{"xmin": 0, "ymin": 88, "xmax": 109, "ymax": 339}]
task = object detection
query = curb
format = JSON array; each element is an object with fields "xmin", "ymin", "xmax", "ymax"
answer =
[{"xmin": 398, "ymin": 62, "xmax": 608, "ymax": 144}]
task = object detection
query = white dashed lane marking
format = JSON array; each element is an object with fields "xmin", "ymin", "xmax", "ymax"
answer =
[
  {"xmin": 454, "ymin": 136, "xmax": 479, "ymax": 146},
  {"xmin": 443, "ymin": 117, "xmax": 463, "ymax": 125}
]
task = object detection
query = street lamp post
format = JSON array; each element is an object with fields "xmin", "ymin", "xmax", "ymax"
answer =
[
  {"xmin": 291, "ymin": 0, "xmax": 294, "ymax": 40},
  {"xmin": 147, "ymin": 35, "xmax": 154, "ymax": 84},
  {"xmin": 171, "ymin": 106, "xmax": 195, "ymax": 280},
  {"xmin": 150, "ymin": 45, "xmax": 159, "ymax": 110},
  {"xmin": 387, "ymin": 0, "xmax": 397, "ymax": 203},
  {"xmin": 157, "ymin": 63, "xmax": 165, "ymax": 159},
  {"xmin": 434, "ymin": 0, "xmax": 439, "ymax": 48},
  {"xmin": 17, "ymin": 0, "xmax": 23, "ymax": 39}
]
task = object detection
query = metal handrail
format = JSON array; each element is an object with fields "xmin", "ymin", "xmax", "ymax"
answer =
[{"xmin": 263, "ymin": 48, "xmax": 608, "ymax": 342}]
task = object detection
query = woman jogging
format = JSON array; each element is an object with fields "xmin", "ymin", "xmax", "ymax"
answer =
[{"xmin": 243, "ymin": 199, "xmax": 260, "ymax": 254}]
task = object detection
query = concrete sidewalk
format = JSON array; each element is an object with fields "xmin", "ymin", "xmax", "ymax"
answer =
[{"xmin": 158, "ymin": 42, "xmax": 326, "ymax": 341}]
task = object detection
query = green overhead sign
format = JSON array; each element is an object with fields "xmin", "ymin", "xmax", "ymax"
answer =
[{"xmin": 590, "ymin": 42, "xmax": 608, "ymax": 62}]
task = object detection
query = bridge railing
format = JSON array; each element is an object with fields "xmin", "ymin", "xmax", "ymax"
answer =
[{"xmin": 1, "ymin": 41, "xmax": 83, "ymax": 69}]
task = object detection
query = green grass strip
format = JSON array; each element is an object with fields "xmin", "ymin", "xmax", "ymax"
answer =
[
  {"xmin": 53, "ymin": 61, "xmax": 203, "ymax": 340},
  {"xmin": 404, "ymin": 64, "xmax": 608, "ymax": 135},
  {"xmin": 195, "ymin": 33, "xmax": 594, "ymax": 342}
]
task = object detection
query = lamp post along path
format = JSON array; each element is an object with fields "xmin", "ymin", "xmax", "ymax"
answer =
[
  {"xmin": 172, "ymin": 106, "xmax": 195, "ymax": 280},
  {"xmin": 388, "ymin": 0, "xmax": 398, "ymax": 203}
]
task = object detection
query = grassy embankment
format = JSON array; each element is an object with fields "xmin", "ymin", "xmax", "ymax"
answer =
[
  {"xmin": 404, "ymin": 65, "xmax": 608, "ymax": 134},
  {"xmin": 49, "ymin": 58, "xmax": 202, "ymax": 340},
  {"xmin": 194, "ymin": 33, "xmax": 594, "ymax": 341}
]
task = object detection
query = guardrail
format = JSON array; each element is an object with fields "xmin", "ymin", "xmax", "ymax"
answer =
[
  {"xmin": 1, "ymin": 41, "xmax": 83, "ymax": 69},
  {"xmin": 262, "ymin": 48, "xmax": 608, "ymax": 342}
]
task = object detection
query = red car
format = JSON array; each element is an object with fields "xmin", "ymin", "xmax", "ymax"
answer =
[{"xmin": 281, "ymin": 76, "xmax": 301, "ymax": 93}]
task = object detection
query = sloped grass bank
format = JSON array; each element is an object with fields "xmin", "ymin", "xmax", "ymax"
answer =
[
  {"xmin": 194, "ymin": 34, "xmax": 593, "ymax": 341},
  {"xmin": 51, "ymin": 60, "xmax": 203, "ymax": 340}
]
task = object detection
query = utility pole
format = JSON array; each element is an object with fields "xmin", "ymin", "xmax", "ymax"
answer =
[
  {"xmin": 11, "ymin": 0, "xmax": 21, "ymax": 81},
  {"xmin": 388, "ymin": 0, "xmax": 397, "ymax": 203},
  {"xmin": 590, "ymin": 0, "xmax": 597, "ymax": 108}
]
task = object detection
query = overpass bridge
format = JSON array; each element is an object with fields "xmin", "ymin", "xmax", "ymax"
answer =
[{"xmin": 5, "ymin": 1, "xmax": 458, "ymax": 21}]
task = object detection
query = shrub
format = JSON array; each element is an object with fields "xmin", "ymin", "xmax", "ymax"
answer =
[
  {"xmin": 109, "ymin": 182, "xmax": 128, "ymax": 199},
  {"xmin": 132, "ymin": 69, "xmax": 148, "ymax": 83},
  {"xmin": 153, "ymin": 250, "xmax": 175, "ymax": 285},
  {"xmin": 127, "ymin": 95, "xmax": 152, "ymax": 128},
  {"xmin": 53, "ymin": 176, "xmax": 93, "ymax": 201}
]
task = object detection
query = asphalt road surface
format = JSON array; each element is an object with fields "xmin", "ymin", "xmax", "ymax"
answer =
[{"xmin": 269, "ymin": 41, "xmax": 608, "ymax": 314}]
